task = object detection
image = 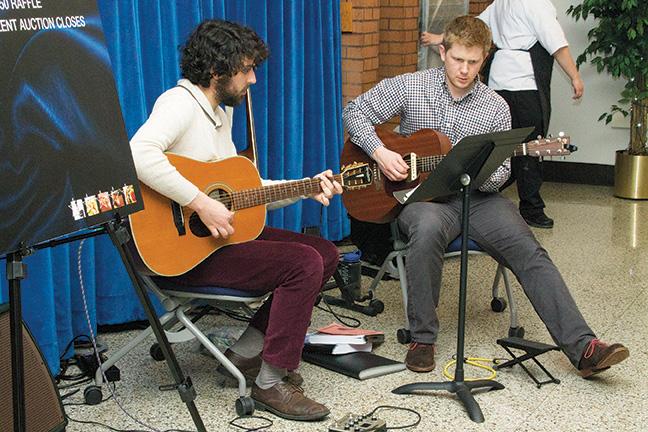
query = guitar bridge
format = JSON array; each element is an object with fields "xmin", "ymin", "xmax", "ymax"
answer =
[{"xmin": 170, "ymin": 201, "xmax": 186, "ymax": 236}]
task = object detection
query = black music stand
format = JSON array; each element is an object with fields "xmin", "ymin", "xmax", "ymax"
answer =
[{"xmin": 391, "ymin": 127, "xmax": 533, "ymax": 423}]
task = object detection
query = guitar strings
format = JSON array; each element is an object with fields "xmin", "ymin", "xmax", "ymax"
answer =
[{"xmin": 209, "ymin": 177, "xmax": 327, "ymax": 209}]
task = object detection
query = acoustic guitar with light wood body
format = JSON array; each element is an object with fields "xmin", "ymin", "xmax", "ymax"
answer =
[
  {"xmin": 129, "ymin": 155, "xmax": 372, "ymax": 276},
  {"xmin": 341, "ymin": 128, "xmax": 575, "ymax": 223}
]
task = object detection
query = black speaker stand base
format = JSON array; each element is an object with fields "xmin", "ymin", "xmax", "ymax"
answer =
[{"xmin": 393, "ymin": 378, "xmax": 504, "ymax": 423}]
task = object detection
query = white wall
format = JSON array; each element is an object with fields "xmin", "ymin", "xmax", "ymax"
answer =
[{"xmin": 550, "ymin": 0, "xmax": 629, "ymax": 165}]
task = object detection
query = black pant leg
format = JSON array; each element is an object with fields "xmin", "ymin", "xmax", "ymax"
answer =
[
  {"xmin": 512, "ymin": 155, "xmax": 545, "ymax": 216},
  {"xmin": 497, "ymin": 90, "xmax": 547, "ymax": 216}
]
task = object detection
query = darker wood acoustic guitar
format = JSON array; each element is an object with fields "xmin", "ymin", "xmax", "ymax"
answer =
[{"xmin": 340, "ymin": 128, "xmax": 575, "ymax": 224}]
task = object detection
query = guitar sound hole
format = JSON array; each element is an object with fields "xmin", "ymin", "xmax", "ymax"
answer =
[
  {"xmin": 189, "ymin": 213, "xmax": 211, "ymax": 238},
  {"xmin": 208, "ymin": 188, "xmax": 232, "ymax": 210},
  {"xmin": 189, "ymin": 187, "xmax": 232, "ymax": 238}
]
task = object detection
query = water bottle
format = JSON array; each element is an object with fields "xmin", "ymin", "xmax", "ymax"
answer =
[{"xmin": 338, "ymin": 250, "xmax": 362, "ymax": 299}]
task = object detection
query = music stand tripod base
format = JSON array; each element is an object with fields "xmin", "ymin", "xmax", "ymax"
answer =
[{"xmin": 393, "ymin": 378, "xmax": 504, "ymax": 423}]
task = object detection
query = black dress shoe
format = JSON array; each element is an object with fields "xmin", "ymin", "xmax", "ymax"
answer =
[{"xmin": 522, "ymin": 212, "xmax": 554, "ymax": 229}]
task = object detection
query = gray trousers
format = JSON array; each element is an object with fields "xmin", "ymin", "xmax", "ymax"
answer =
[{"xmin": 398, "ymin": 191, "xmax": 595, "ymax": 367}]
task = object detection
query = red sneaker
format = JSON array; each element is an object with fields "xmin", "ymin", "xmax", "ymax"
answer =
[{"xmin": 578, "ymin": 339, "xmax": 629, "ymax": 378}]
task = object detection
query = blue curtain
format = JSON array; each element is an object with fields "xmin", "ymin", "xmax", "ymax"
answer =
[{"xmin": 0, "ymin": 0, "xmax": 346, "ymax": 374}]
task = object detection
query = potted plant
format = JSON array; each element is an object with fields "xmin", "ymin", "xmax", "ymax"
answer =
[{"xmin": 568, "ymin": 1, "xmax": 648, "ymax": 198}]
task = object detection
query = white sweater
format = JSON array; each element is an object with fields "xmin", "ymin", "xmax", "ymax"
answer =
[{"xmin": 130, "ymin": 79, "xmax": 296, "ymax": 209}]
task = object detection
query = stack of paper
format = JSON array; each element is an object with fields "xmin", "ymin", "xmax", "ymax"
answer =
[
  {"xmin": 304, "ymin": 323, "xmax": 384, "ymax": 355},
  {"xmin": 302, "ymin": 324, "xmax": 404, "ymax": 380}
]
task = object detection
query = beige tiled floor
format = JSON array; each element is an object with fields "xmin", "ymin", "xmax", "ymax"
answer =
[{"xmin": 64, "ymin": 183, "xmax": 648, "ymax": 431}]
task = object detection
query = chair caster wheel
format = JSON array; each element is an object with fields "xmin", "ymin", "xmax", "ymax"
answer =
[
  {"xmin": 508, "ymin": 326, "xmax": 525, "ymax": 338},
  {"xmin": 490, "ymin": 297, "xmax": 507, "ymax": 312},
  {"xmin": 369, "ymin": 299, "xmax": 384, "ymax": 314},
  {"xmin": 396, "ymin": 328, "xmax": 411, "ymax": 344},
  {"xmin": 235, "ymin": 396, "xmax": 255, "ymax": 416},
  {"xmin": 149, "ymin": 343, "xmax": 165, "ymax": 361},
  {"xmin": 84, "ymin": 385, "xmax": 103, "ymax": 405}
]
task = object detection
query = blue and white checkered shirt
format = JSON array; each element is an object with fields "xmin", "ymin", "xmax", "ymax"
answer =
[{"xmin": 343, "ymin": 67, "xmax": 513, "ymax": 192}]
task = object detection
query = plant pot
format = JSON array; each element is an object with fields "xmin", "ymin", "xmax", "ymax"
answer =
[{"xmin": 614, "ymin": 150, "xmax": 648, "ymax": 199}]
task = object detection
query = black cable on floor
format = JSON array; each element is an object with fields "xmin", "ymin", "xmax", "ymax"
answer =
[
  {"xmin": 228, "ymin": 415, "xmax": 273, "ymax": 431},
  {"xmin": 316, "ymin": 294, "xmax": 362, "ymax": 328},
  {"xmin": 367, "ymin": 405, "xmax": 421, "ymax": 430},
  {"xmin": 64, "ymin": 414, "xmax": 197, "ymax": 432}
]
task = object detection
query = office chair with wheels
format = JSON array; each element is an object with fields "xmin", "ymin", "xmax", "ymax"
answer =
[
  {"xmin": 85, "ymin": 273, "xmax": 268, "ymax": 416},
  {"xmin": 363, "ymin": 221, "xmax": 524, "ymax": 344}
]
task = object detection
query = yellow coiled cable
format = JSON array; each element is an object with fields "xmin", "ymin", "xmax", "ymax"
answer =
[{"xmin": 442, "ymin": 356, "xmax": 508, "ymax": 381}]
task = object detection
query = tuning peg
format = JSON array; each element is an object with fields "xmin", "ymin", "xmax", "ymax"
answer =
[{"xmin": 558, "ymin": 131, "xmax": 565, "ymax": 138}]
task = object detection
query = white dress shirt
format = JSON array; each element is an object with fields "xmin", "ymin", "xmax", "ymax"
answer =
[{"xmin": 478, "ymin": 0, "xmax": 568, "ymax": 91}]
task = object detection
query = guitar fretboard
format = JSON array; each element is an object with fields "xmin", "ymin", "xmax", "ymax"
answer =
[
  {"xmin": 228, "ymin": 174, "xmax": 344, "ymax": 210},
  {"xmin": 416, "ymin": 154, "xmax": 445, "ymax": 173},
  {"xmin": 411, "ymin": 141, "xmax": 557, "ymax": 174}
]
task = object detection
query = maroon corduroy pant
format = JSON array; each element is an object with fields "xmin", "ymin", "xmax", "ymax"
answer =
[{"xmin": 163, "ymin": 226, "xmax": 339, "ymax": 370}]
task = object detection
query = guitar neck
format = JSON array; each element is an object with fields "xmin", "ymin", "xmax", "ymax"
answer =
[
  {"xmin": 415, "ymin": 154, "xmax": 445, "ymax": 174},
  {"xmin": 231, "ymin": 174, "xmax": 342, "ymax": 210},
  {"xmin": 413, "ymin": 141, "xmax": 546, "ymax": 174}
]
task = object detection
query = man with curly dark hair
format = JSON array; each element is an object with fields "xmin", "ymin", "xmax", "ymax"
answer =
[{"xmin": 130, "ymin": 19, "xmax": 341, "ymax": 421}]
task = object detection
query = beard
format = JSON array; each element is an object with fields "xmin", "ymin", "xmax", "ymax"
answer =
[{"xmin": 215, "ymin": 76, "xmax": 247, "ymax": 107}]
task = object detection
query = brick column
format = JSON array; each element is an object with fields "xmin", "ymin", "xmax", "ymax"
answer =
[
  {"xmin": 341, "ymin": 0, "xmax": 381, "ymax": 106},
  {"xmin": 340, "ymin": 0, "xmax": 420, "ymax": 107},
  {"xmin": 469, "ymin": 0, "xmax": 493, "ymax": 16},
  {"xmin": 378, "ymin": 0, "xmax": 419, "ymax": 81},
  {"xmin": 340, "ymin": 1, "xmax": 490, "ymax": 118}
]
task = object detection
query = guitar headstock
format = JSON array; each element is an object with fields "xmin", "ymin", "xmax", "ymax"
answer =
[
  {"xmin": 340, "ymin": 162, "xmax": 373, "ymax": 189},
  {"xmin": 515, "ymin": 133, "xmax": 577, "ymax": 157}
]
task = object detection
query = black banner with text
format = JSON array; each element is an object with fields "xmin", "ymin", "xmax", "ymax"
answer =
[{"xmin": 0, "ymin": 0, "xmax": 142, "ymax": 256}]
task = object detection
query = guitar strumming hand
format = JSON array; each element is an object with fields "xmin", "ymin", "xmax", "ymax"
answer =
[
  {"xmin": 187, "ymin": 192, "xmax": 235, "ymax": 239},
  {"xmin": 373, "ymin": 145, "xmax": 410, "ymax": 181}
]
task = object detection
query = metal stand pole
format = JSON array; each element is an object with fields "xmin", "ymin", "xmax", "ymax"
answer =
[
  {"xmin": 392, "ymin": 175, "xmax": 504, "ymax": 423},
  {"xmin": 105, "ymin": 218, "xmax": 206, "ymax": 432},
  {"xmin": 7, "ymin": 249, "xmax": 27, "ymax": 432}
]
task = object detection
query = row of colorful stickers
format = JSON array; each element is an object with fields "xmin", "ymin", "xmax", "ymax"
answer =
[{"xmin": 69, "ymin": 184, "xmax": 137, "ymax": 221}]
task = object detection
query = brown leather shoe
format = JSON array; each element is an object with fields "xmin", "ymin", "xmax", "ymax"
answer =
[
  {"xmin": 578, "ymin": 339, "xmax": 629, "ymax": 378},
  {"xmin": 251, "ymin": 381, "xmax": 330, "ymax": 421},
  {"xmin": 216, "ymin": 349, "xmax": 304, "ymax": 386},
  {"xmin": 405, "ymin": 342, "xmax": 435, "ymax": 372}
]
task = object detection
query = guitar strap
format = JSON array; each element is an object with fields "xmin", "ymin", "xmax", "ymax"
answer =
[{"xmin": 176, "ymin": 85, "xmax": 221, "ymax": 129}]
